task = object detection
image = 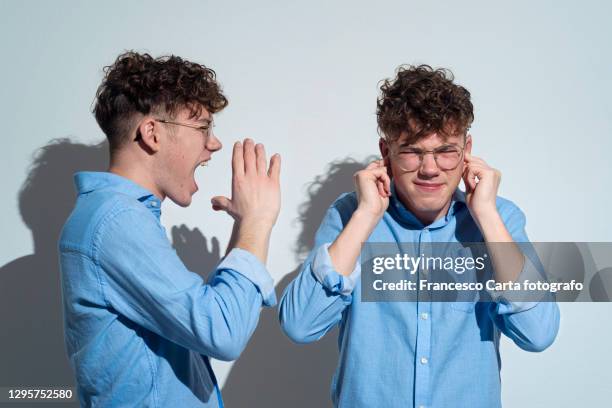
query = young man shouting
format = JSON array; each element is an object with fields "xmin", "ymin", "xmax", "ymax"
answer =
[
  {"xmin": 279, "ymin": 65, "xmax": 559, "ymax": 408},
  {"xmin": 59, "ymin": 52, "xmax": 280, "ymax": 407}
]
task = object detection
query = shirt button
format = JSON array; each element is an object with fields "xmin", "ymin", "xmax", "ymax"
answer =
[
  {"xmin": 150, "ymin": 201, "xmax": 157, "ymax": 207},
  {"xmin": 420, "ymin": 357, "xmax": 428, "ymax": 365},
  {"xmin": 419, "ymin": 406, "xmax": 426, "ymax": 408},
  {"xmin": 420, "ymin": 312, "xmax": 429, "ymax": 320}
]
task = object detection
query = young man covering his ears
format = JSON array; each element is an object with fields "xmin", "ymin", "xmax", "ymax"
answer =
[{"xmin": 279, "ymin": 65, "xmax": 560, "ymax": 408}]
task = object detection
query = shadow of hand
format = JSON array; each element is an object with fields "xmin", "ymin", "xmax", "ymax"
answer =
[{"xmin": 171, "ymin": 224, "xmax": 221, "ymax": 280}]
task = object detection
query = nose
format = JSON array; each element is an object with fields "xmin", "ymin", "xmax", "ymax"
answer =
[
  {"xmin": 206, "ymin": 132, "xmax": 222, "ymax": 152},
  {"xmin": 419, "ymin": 151, "xmax": 440, "ymax": 176}
]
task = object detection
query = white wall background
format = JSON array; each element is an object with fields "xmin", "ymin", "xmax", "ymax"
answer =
[{"xmin": 1, "ymin": 1, "xmax": 611, "ymax": 406}]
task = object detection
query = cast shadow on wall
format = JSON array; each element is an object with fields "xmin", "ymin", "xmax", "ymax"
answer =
[{"xmin": 0, "ymin": 138, "xmax": 108, "ymax": 406}]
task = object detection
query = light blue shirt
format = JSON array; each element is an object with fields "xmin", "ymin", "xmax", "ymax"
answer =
[
  {"xmin": 279, "ymin": 186, "xmax": 560, "ymax": 408},
  {"xmin": 59, "ymin": 172, "xmax": 276, "ymax": 407}
]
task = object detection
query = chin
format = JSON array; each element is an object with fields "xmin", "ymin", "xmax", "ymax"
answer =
[
  {"xmin": 407, "ymin": 194, "xmax": 448, "ymax": 213},
  {"xmin": 168, "ymin": 192, "xmax": 193, "ymax": 208}
]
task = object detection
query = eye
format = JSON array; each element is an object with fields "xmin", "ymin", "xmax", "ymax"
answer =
[
  {"xmin": 436, "ymin": 145, "xmax": 459, "ymax": 154},
  {"xmin": 399, "ymin": 148, "xmax": 422, "ymax": 156}
]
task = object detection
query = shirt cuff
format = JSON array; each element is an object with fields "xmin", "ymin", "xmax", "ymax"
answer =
[
  {"xmin": 311, "ymin": 243, "xmax": 361, "ymax": 296},
  {"xmin": 486, "ymin": 253, "xmax": 547, "ymax": 314},
  {"xmin": 217, "ymin": 248, "xmax": 277, "ymax": 307}
]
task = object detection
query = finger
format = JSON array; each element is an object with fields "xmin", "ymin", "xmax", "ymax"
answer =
[
  {"xmin": 365, "ymin": 160, "xmax": 383, "ymax": 170},
  {"xmin": 366, "ymin": 166, "xmax": 389, "ymax": 180},
  {"xmin": 268, "ymin": 153, "xmax": 281, "ymax": 180},
  {"xmin": 467, "ymin": 156, "xmax": 487, "ymax": 166},
  {"xmin": 243, "ymin": 138, "xmax": 256, "ymax": 174},
  {"xmin": 463, "ymin": 166, "xmax": 477, "ymax": 191},
  {"xmin": 211, "ymin": 196, "xmax": 232, "ymax": 212},
  {"xmin": 380, "ymin": 172, "xmax": 391, "ymax": 196},
  {"xmin": 366, "ymin": 167, "xmax": 391, "ymax": 196},
  {"xmin": 255, "ymin": 143, "xmax": 267, "ymax": 175},
  {"xmin": 465, "ymin": 163, "xmax": 488, "ymax": 178},
  {"xmin": 463, "ymin": 153, "xmax": 488, "ymax": 171},
  {"xmin": 376, "ymin": 179, "xmax": 385, "ymax": 197},
  {"xmin": 232, "ymin": 141, "xmax": 244, "ymax": 178}
]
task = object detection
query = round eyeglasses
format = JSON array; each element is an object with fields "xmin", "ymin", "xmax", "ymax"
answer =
[{"xmin": 390, "ymin": 143, "xmax": 465, "ymax": 172}]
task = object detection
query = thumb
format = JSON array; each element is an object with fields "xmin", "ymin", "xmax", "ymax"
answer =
[{"xmin": 211, "ymin": 196, "xmax": 232, "ymax": 212}]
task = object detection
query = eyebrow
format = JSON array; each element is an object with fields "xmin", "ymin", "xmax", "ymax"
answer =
[
  {"xmin": 196, "ymin": 118, "xmax": 212, "ymax": 125},
  {"xmin": 193, "ymin": 114, "xmax": 212, "ymax": 124},
  {"xmin": 398, "ymin": 142, "xmax": 459, "ymax": 149}
]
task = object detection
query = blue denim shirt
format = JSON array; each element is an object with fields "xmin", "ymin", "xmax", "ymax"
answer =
[
  {"xmin": 279, "ymin": 187, "xmax": 560, "ymax": 408},
  {"xmin": 59, "ymin": 172, "xmax": 276, "ymax": 407}
]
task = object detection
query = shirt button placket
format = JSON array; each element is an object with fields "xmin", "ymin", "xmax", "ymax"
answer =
[{"xmin": 415, "ymin": 227, "xmax": 432, "ymax": 408}]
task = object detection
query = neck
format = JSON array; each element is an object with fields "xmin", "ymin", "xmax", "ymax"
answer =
[{"xmin": 108, "ymin": 150, "xmax": 165, "ymax": 200}]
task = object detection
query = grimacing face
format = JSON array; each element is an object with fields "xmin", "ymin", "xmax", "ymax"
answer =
[
  {"xmin": 380, "ymin": 131, "xmax": 472, "ymax": 224},
  {"xmin": 156, "ymin": 108, "xmax": 222, "ymax": 207}
]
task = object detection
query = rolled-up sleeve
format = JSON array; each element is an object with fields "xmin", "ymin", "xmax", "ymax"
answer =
[
  {"xmin": 489, "ymin": 201, "xmax": 560, "ymax": 352},
  {"xmin": 279, "ymin": 197, "xmax": 357, "ymax": 344},
  {"xmin": 311, "ymin": 243, "xmax": 361, "ymax": 296},
  {"xmin": 215, "ymin": 247, "xmax": 276, "ymax": 307}
]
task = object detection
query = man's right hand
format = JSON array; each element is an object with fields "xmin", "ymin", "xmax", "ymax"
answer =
[
  {"xmin": 211, "ymin": 138, "xmax": 281, "ymax": 264},
  {"xmin": 354, "ymin": 159, "xmax": 391, "ymax": 221},
  {"xmin": 327, "ymin": 160, "xmax": 391, "ymax": 277}
]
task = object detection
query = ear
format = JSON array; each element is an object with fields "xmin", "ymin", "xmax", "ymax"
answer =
[
  {"xmin": 379, "ymin": 138, "xmax": 390, "ymax": 164},
  {"xmin": 379, "ymin": 138, "xmax": 393, "ymax": 178},
  {"xmin": 464, "ymin": 133, "xmax": 473, "ymax": 155},
  {"xmin": 136, "ymin": 116, "xmax": 161, "ymax": 153}
]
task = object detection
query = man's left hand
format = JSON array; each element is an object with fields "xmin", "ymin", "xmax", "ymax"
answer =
[{"xmin": 462, "ymin": 151, "xmax": 501, "ymax": 222}]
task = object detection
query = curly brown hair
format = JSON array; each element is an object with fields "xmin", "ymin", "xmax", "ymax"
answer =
[
  {"xmin": 93, "ymin": 51, "xmax": 228, "ymax": 150},
  {"xmin": 377, "ymin": 64, "xmax": 474, "ymax": 144}
]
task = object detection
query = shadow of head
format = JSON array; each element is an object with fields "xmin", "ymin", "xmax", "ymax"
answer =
[
  {"xmin": 18, "ymin": 138, "xmax": 108, "ymax": 253},
  {"xmin": 222, "ymin": 156, "xmax": 375, "ymax": 408},
  {"xmin": 294, "ymin": 155, "xmax": 378, "ymax": 262}
]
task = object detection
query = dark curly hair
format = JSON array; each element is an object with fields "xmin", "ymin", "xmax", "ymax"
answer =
[
  {"xmin": 93, "ymin": 51, "xmax": 228, "ymax": 150},
  {"xmin": 377, "ymin": 64, "xmax": 473, "ymax": 144}
]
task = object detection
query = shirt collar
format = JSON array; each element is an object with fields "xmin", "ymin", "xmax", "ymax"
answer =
[
  {"xmin": 389, "ymin": 181, "xmax": 466, "ymax": 229},
  {"xmin": 74, "ymin": 171, "xmax": 162, "ymax": 216}
]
